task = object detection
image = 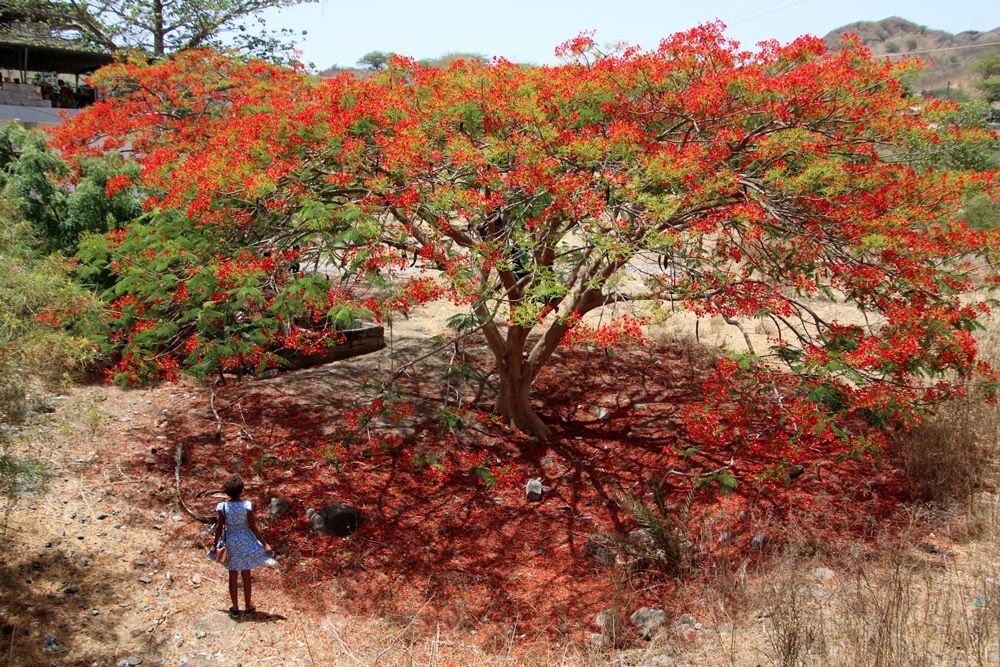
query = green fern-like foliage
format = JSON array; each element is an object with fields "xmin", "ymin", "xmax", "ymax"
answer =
[{"xmin": 615, "ymin": 489, "xmax": 690, "ymax": 576}]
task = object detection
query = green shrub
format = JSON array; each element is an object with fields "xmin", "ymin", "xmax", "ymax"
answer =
[
  {"xmin": 0, "ymin": 124, "xmax": 142, "ymax": 255},
  {"xmin": 0, "ymin": 198, "xmax": 99, "ymax": 426}
]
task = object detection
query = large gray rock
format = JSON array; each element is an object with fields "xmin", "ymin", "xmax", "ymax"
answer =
[
  {"xmin": 630, "ymin": 607, "xmax": 668, "ymax": 639},
  {"xmin": 525, "ymin": 479, "xmax": 543, "ymax": 502},
  {"xmin": 269, "ymin": 497, "xmax": 289, "ymax": 519},
  {"xmin": 306, "ymin": 503, "xmax": 365, "ymax": 536}
]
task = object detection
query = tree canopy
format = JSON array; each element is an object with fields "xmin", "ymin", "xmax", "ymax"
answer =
[
  {"xmin": 5, "ymin": 0, "xmax": 313, "ymax": 57},
  {"xmin": 356, "ymin": 50, "xmax": 394, "ymax": 70},
  {"xmin": 52, "ymin": 27, "xmax": 1000, "ymax": 467}
]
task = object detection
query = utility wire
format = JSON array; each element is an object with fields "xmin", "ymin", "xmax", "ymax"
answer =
[
  {"xmin": 725, "ymin": 0, "xmax": 801, "ymax": 21},
  {"xmin": 727, "ymin": 0, "xmax": 810, "ymax": 27},
  {"xmin": 884, "ymin": 41, "xmax": 1000, "ymax": 57}
]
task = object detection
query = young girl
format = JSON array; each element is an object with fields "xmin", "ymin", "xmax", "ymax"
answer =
[{"xmin": 210, "ymin": 474, "xmax": 272, "ymax": 617}]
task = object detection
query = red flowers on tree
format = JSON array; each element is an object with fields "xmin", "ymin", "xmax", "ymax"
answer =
[{"xmin": 55, "ymin": 26, "xmax": 1000, "ymax": 459}]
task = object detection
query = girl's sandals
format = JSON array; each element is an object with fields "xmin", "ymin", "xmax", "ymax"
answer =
[
  {"xmin": 228, "ymin": 607, "xmax": 240, "ymax": 618},
  {"xmin": 244, "ymin": 605, "xmax": 257, "ymax": 616}
]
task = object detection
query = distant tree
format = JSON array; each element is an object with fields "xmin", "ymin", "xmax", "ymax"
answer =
[
  {"xmin": 416, "ymin": 52, "xmax": 488, "ymax": 68},
  {"xmin": 974, "ymin": 48, "xmax": 1000, "ymax": 102},
  {"xmin": 356, "ymin": 50, "xmax": 394, "ymax": 70},
  {"xmin": 4, "ymin": 0, "xmax": 314, "ymax": 57}
]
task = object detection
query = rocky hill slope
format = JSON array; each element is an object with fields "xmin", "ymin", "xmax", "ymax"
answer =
[{"xmin": 823, "ymin": 16, "xmax": 1000, "ymax": 98}]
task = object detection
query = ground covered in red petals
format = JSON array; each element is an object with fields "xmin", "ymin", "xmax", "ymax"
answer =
[{"xmin": 132, "ymin": 336, "xmax": 909, "ymax": 644}]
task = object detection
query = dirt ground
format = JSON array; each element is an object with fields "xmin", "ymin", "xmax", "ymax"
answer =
[{"xmin": 1, "ymin": 306, "xmax": 998, "ymax": 666}]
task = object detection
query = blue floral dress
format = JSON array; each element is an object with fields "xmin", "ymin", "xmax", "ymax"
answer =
[{"xmin": 216, "ymin": 500, "xmax": 269, "ymax": 571}]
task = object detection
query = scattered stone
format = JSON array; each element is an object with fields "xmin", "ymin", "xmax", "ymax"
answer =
[
  {"xmin": 585, "ymin": 536, "xmax": 617, "ymax": 566},
  {"xmin": 306, "ymin": 503, "xmax": 365, "ymax": 537},
  {"xmin": 922, "ymin": 543, "xmax": 956, "ymax": 558},
  {"xmin": 525, "ymin": 479, "xmax": 543, "ymax": 502},
  {"xmin": 91, "ymin": 609, "xmax": 100, "ymax": 616},
  {"xmin": 96, "ymin": 512, "xmax": 108, "ymax": 520},
  {"xmin": 42, "ymin": 634, "xmax": 66, "ymax": 654},
  {"xmin": 269, "ymin": 497, "xmax": 289, "ymax": 519},
  {"xmin": 634, "ymin": 403, "xmax": 648, "ymax": 411},
  {"xmin": 138, "ymin": 575, "xmax": 152, "ymax": 584},
  {"xmin": 595, "ymin": 609, "xmax": 624, "ymax": 645},
  {"xmin": 79, "ymin": 556, "xmax": 91, "ymax": 566},
  {"xmin": 64, "ymin": 584, "xmax": 79, "ymax": 595},
  {"xmin": 195, "ymin": 630, "xmax": 207, "ymax": 639},
  {"xmin": 120, "ymin": 657, "xmax": 142, "ymax": 666},
  {"xmin": 173, "ymin": 633, "xmax": 184, "ymax": 648},
  {"xmin": 130, "ymin": 629, "xmax": 143, "ymax": 638},
  {"xmin": 751, "ymin": 533, "xmax": 769, "ymax": 550},
  {"xmin": 628, "ymin": 529, "xmax": 656, "ymax": 549},
  {"xmin": 589, "ymin": 406, "xmax": 610, "ymax": 420},
  {"xmin": 171, "ymin": 515, "xmax": 182, "ymax": 522},
  {"xmin": 133, "ymin": 561, "xmax": 148, "ymax": 569},
  {"xmin": 631, "ymin": 607, "xmax": 668, "ymax": 639},
  {"xmin": 812, "ymin": 567, "xmax": 836, "ymax": 582},
  {"xmin": 191, "ymin": 574, "xmax": 202, "ymax": 587}
]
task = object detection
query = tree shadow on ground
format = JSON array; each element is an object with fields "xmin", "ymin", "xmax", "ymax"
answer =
[
  {"xmin": 136, "ymin": 335, "xmax": 907, "ymax": 640},
  {"xmin": 0, "ymin": 541, "xmax": 170, "ymax": 665}
]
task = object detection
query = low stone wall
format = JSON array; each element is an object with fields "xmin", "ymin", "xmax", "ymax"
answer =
[
  {"xmin": 280, "ymin": 322, "xmax": 385, "ymax": 371},
  {"xmin": 0, "ymin": 83, "xmax": 49, "ymax": 107}
]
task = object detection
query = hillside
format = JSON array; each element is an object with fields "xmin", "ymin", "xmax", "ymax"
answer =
[{"xmin": 824, "ymin": 16, "xmax": 1000, "ymax": 98}]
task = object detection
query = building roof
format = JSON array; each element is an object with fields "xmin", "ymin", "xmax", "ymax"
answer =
[{"xmin": 0, "ymin": 39, "xmax": 113, "ymax": 75}]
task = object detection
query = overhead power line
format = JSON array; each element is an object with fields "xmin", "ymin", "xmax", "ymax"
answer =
[
  {"xmin": 726, "ymin": 0, "xmax": 810, "ymax": 27},
  {"xmin": 885, "ymin": 41, "xmax": 1000, "ymax": 57}
]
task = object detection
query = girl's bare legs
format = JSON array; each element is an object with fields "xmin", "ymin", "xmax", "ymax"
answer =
[
  {"xmin": 228, "ymin": 571, "xmax": 239, "ymax": 611},
  {"xmin": 241, "ymin": 570, "xmax": 253, "ymax": 611}
]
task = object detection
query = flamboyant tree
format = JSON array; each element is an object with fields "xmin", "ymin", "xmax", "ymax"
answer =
[{"xmin": 55, "ymin": 26, "xmax": 1000, "ymax": 457}]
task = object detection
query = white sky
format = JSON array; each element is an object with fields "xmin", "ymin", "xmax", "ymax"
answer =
[{"xmin": 259, "ymin": 0, "xmax": 1000, "ymax": 71}]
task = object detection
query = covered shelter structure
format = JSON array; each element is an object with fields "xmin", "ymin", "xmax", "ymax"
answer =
[{"xmin": 0, "ymin": 39, "xmax": 113, "ymax": 83}]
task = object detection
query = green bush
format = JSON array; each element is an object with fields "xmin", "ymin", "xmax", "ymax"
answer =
[
  {"xmin": 0, "ymin": 124, "xmax": 142, "ymax": 255},
  {"xmin": 0, "ymin": 198, "xmax": 99, "ymax": 425}
]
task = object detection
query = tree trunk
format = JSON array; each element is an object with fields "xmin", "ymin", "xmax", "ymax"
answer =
[
  {"xmin": 153, "ymin": 0, "xmax": 165, "ymax": 56},
  {"xmin": 495, "ymin": 370, "xmax": 551, "ymax": 439}
]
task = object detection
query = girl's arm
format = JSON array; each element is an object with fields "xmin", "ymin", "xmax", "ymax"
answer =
[
  {"xmin": 247, "ymin": 509, "xmax": 271, "ymax": 552},
  {"xmin": 211, "ymin": 509, "xmax": 224, "ymax": 550}
]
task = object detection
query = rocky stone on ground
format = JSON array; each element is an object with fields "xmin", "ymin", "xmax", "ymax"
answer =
[
  {"xmin": 593, "ymin": 608, "xmax": 625, "ymax": 647},
  {"xmin": 269, "ymin": 497, "xmax": 289, "ymax": 519},
  {"xmin": 630, "ymin": 607, "xmax": 668, "ymax": 639},
  {"xmin": 812, "ymin": 566, "xmax": 836, "ymax": 582},
  {"xmin": 42, "ymin": 634, "xmax": 66, "ymax": 653},
  {"xmin": 525, "ymin": 479, "xmax": 543, "ymax": 502},
  {"xmin": 306, "ymin": 503, "xmax": 365, "ymax": 536},
  {"xmin": 751, "ymin": 532, "xmax": 769, "ymax": 550}
]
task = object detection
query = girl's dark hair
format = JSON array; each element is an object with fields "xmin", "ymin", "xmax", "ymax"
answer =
[{"xmin": 222, "ymin": 474, "xmax": 244, "ymax": 500}]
